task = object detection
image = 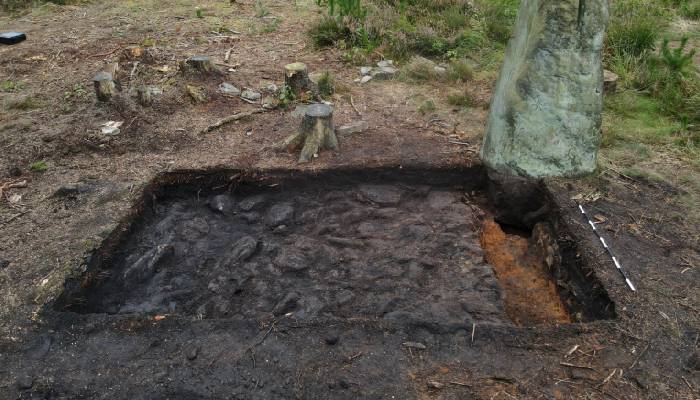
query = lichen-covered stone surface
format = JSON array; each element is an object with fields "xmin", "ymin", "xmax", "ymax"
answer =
[{"xmin": 481, "ymin": 0, "xmax": 609, "ymax": 178}]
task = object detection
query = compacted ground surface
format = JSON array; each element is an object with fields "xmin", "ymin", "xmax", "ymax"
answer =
[{"xmin": 1, "ymin": 1, "xmax": 699, "ymax": 399}]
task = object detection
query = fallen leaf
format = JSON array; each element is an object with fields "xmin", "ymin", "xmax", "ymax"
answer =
[{"xmin": 154, "ymin": 315, "xmax": 167, "ymax": 321}]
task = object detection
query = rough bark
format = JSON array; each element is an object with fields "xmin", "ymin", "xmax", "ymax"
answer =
[
  {"xmin": 182, "ymin": 56, "xmax": 221, "ymax": 75},
  {"xmin": 274, "ymin": 103, "xmax": 338, "ymax": 163},
  {"xmin": 93, "ymin": 71, "xmax": 117, "ymax": 102},
  {"xmin": 480, "ymin": 0, "xmax": 609, "ymax": 178},
  {"xmin": 284, "ymin": 62, "xmax": 314, "ymax": 97}
]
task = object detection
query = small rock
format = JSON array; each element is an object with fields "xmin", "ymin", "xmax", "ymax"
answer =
[
  {"xmin": 604, "ymin": 69, "xmax": 618, "ymax": 93},
  {"xmin": 427, "ymin": 381, "xmax": 444, "ymax": 389},
  {"xmin": 0, "ymin": 259, "xmax": 9, "ymax": 269},
  {"xmin": 16, "ymin": 375, "xmax": 33, "ymax": 390},
  {"xmin": 239, "ymin": 194, "xmax": 266, "ymax": 211},
  {"xmin": 218, "ymin": 82, "xmax": 241, "ymax": 96},
  {"xmin": 360, "ymin": 66, "xmax": 372, "ymax": 76},
  {"xmin": 433, "ymin": 66, "xmax": 447, "ymax": 75},
  {"xmin": 402, "ymin": 341, "xmax": 426, "ymax": 350},
  {"xmin": 8, "ymin": 165, "xmax": 22, "ymax": 177},
  {"xmin": 274, "ymin": 248, "xmax": 308, "ymax": 272},
  {"xmin": 100, "ymin": 120, "xmax": 123, "ymax": 136},
  {"xmin": 265, "ymin": 203, "xmax": 295, "ymax": 227},
  {"xmin": 324, "ymin": 335, "xmax": 339, "ymax": 345},
  {"xmin": 371, "ymin": 66, "xmax": 398, "ymax": 80},
  {"xmin": 272, "ymin": 224, "xmax": 288, "ymax": 234},
  {"xmin": 358, "ymin": 184, "xmax": 403, "ymax": 206},
  {"xmin": 185, "ymin": 345, "xmax": 199, "ymax": 361},
  {"xmin": 336, "ymin": 121, "xmax": 368, "ymax": 136},
  {"xmin": 240, "ymin": 212, "xmax": 261, "ymax": 224},
  {"xmin": 360, "ymin": 75, "xmax": 373, "ymax": 84},
  {"xmin": 227, "ymin": 236, "xmax": 259, "ymax": 262},
  {"xmin": 208, "ymin": 194, "xmax": 232, "ymax": 213},
  {"xmin": 241, "ymin": 89, "xmax": 262, "ymax": 102},
  {"xmin": 263, "ymin": 83, "xmax": 279, "ymax": 94},
  {"xmin": 186, "ymin": 85, "xmax": 208, "ymax": 103},
  {"xmin": 377, "ymin": 60, "xmax": 394, "ymax": 68},
  {"xmin": 273, "ymin": 292, "xmax": 299, "ymax": 315},
  {"xmin": 262, "ymin": 96, "xmax": 279, "ymax": 110},
  {"xmin": 52, "ymin": 184, "xmax": 90, "ymax": 198}
]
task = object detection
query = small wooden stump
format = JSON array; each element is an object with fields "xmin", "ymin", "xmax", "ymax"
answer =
[
  {"xmin": 93, "ymin": 71, "xmax": 117, "ymax": 102},
  {"xmin": 603, "ymin": 70, "xmax": 619, "ymax": 94},
  {"xmin": 284, "ymin": 62, "xmax": 314, "ymax": 97},
  {"xmin": 274, "ymin": 103, "xmax": 338, "ymax": 163},
  {"xmin": 182, "ymin": 56, "xmax": 220, "ymax": 75},
  {"xmin": 137, "ymin": 86, "xmax": 162, "ymax": 107}
]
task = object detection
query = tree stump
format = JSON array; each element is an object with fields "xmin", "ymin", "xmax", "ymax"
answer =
[
  {"xmin": 274, "ymin": 103, "xmax": 338, "ymax": 163},
  {"xmin": 93, "ymin": 71, "xmax": 117, "ymax": 102},
  {"xmin": 182, "ymin": 56, "xmax": 220, "ymax": 75},
  {"xmin": 284, "ymin": 62, "xmax": 314, "ymax": 97},
  {"xmin": 137, "ymin": 85, "xmax": 162, "ymax": 107}
]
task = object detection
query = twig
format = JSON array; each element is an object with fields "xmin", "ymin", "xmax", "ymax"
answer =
[
  {"xmin": 0, "ymin": 210, "xmax": 29, "ymax": 226},
  {"xmin": 128, "ymin": 61, "xmax": 139, "ymax": 89},
  {"xmin": 681, "ymin": 376, "xmax": 693, "ymax": 390},
  {"xmin": 601, "ymin": 368, "xmax": 616, "ymax": 386},
  {"xmin": 560, "ymin": 362, "xmax": 596, "ymax": 371},
  {"xmin": 471, "ymin": 323, "xmax": 476, "ymax": 346},
  {"xmin": 88, "ymin": 46, "xmax": 122, "ymax": 59},
  {"xmin": 349, "ymin": 95, "xmax": 361, "ymax": 116},
  {"xmin": 200, "ymin": 109, "xmax": 266, "ymax": 134},
  {"xmin": 628, "ymin": 344, "xmax": 650, "ymax": 371},
  {"xmin": 224, "ymin": 47, "xmax": 233, "ymax": 63},
  {"xmin": 215, "ymin": 62, "xmax": 241, "ymax": 69},
  {"xmin": 240, "ymin": 97, "xmax": 258, "ymax": 105}
]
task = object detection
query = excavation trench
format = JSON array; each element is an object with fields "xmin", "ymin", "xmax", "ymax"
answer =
[{"xmin": 55, "ymin": 167, "xmax": 614, "ymax": 328}]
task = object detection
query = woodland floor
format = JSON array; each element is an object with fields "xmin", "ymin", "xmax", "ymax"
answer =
[{"xmin": 0, "ymin": 1, "xmax": 699, "ymax": 399}]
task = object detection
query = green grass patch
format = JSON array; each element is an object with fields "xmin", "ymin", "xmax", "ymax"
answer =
[
  {"xmin": 0, "ymin": 80, "xmax": 25, "ymax": 92},
  {"xmin": 418, "ymin": 99, "xmax": 436, "ymax": 114},
  {"xmin": 29, "ymin": 161, "xmax": 48, "ymax": 172},
  {"xmin": 317, "ymin": 70, "xmax": 335, "ymax": 97},
  {"xmin": 603, "ymin": 91, "xmax": 685, "ymax": 147},
  {"xmin": 447, "ymin": 92, "xmax": 476, "ymax": 107}
]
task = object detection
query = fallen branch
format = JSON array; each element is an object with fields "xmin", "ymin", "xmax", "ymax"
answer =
[
  {"xmin": 349, "ymin": 95, "xmax": 361, "ymax": 116},
  {"xmin": 200, "ymin": 109, "xmax": 266, "ymax": 134}
]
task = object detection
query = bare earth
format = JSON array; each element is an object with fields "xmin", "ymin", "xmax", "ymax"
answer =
[{"xmin": 0, "ymin": 1, "xmax": 698, "ymax": 399}]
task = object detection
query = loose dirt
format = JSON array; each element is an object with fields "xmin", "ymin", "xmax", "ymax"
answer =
[{"xmin": 0, "ymin": 1, "xmax": 698, "ymax": 399}]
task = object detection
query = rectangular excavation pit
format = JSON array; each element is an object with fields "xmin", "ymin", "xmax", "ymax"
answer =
[{"xmin": 55, "ymin": 167, "xmax": 615, "ymax": 328}]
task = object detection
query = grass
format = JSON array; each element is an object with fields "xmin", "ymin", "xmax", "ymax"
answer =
[
  {"xmin": 254, "ymin": 0, "xmax": 270, "ymax": 17},
  {"xmin": 29, "ymin": 161, "xmax": 48, "ymax": 172},
  {"xmin": 0, "ymin": 80, "xmax": 25, "ymax": 92},
  {"xmin": 447, "ymin": 92, "xmax": 476, "ymax": 107},
  {"xmin": 418, "ymin": 99, "xmax": 436, "ymax": 115},
  {"xmin": 4, "ymin": 96, "xmax": 40, "ymax": 111},
  {"xmin": 317, "ymin": 71, "xmax": 335, "ymax": 97}
]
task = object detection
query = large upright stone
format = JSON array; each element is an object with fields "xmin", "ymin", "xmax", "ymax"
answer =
[{"xmin": 481, "ymin": 0, "xmax": 609, "ymax": 178}]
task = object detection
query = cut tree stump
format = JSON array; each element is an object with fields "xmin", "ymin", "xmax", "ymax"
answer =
[
  {"xmin": 137, "ymin": 86, "xmax": 162, "ymax": 107},
  {"xmin": 274, "ymin": 103, "xmax": 338, "ymax": 163},
  {"xmin": 93, "ymin": 71, "xmax": 117, "ymax": 102},
  {"xmin": 284, "ymin": 62, "xmax": 314, "ymax": 97},
  {"xmin": 182, "ymin": 56, "xmax": 221, "ymax": 75}
]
